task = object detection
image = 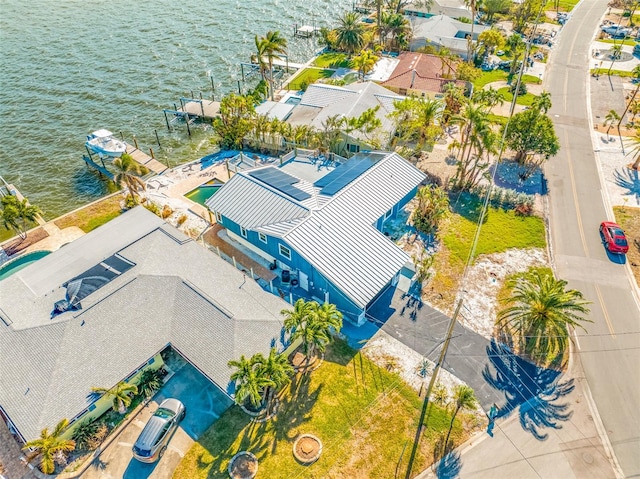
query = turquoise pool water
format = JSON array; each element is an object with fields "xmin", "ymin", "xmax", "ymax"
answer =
[
  {"xmin": 185, "ymin": 183, "xmax": 222, "ymax": 206},
  {"xmin": 0, "ymin": 250, "xmax": 51, "ymax": 280}
]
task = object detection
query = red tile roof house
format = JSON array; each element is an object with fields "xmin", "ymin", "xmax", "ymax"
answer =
[{"xmin": 381, "ymin": 52, "xmax": 468, "ymax": 98}]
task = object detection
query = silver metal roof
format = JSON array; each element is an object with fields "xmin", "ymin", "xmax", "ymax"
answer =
[
  {"xmin": 206, "ymin": 173, "xmax": 310, "ymax": 229},
  {"xmin": 207, "ymin": 152, "xmax": 426, "ymax": 309},
  {"xmin": 0, "ymin": 208, "xmax": 288, "ymax": 441}
]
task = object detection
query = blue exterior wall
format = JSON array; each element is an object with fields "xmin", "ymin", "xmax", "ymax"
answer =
[
  {"xmin": 216, "ymin": 214, "xmax": 364, "ymax": 322},
  {"xmin": 374, "ymin": 185, "xmax": 419, "ymax": 231}
]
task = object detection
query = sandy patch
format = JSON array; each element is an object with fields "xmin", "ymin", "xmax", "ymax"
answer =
[{"xmin": 455, "ymin": 248, "xmax": 548, "ymax": 339}]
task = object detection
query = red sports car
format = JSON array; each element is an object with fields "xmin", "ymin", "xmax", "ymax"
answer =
[{"xmin": 600, "ymin": 221, "xmax": 629, "ymax": 254}]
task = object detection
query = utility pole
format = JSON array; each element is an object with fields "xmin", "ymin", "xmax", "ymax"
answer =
[{"xmin": 404, "ymin": 299, "xmax": 463, "ymax": 479}]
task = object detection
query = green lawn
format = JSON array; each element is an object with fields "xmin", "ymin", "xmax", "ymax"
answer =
[
  {"xmin": 473, "ymin": 70, "xmax": 509, "ymax": 89},
  {"xmin": 312, "ymin": 52, "xmax": 350, "ymax": 68},
  {"xmin": 286, "ymin": 68, "xmax": 334, "ymax": 91},
  {"xmin": 597, "ymin": 38, "xmax": 637, "ymax": 46},
  {"xmin": 544, "ymin": 0, "xmax": 580, "ymax": 12},
  {"xmin": 425, "ymin": 199, "xmax": 546, "ymax": 311},
  {"xmin": 174, "ymin": 340, "xmax": 473, "ymax": 479},
  {"xmin": 590, "ymin": 68, "xmax": 637, "ymax": 78},
  {"xmin": 0, "ymin": 226, "xmax": 16, "ymax": 243},
  {"xmin": 54, "ymin": 194, "xmax": 123, "ymax": 233},
  {"xmin": 443, "ymin": 202, "xmax": 546, "ymax": 266},
  {"xmin": 497, "ymin": 87, "xmax": 538, "ymax": 106}
]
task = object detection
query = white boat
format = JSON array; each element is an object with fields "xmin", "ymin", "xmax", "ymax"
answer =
[{"xmin": 85, "ymin": 129, "xmax": 126, "ymax": 158}]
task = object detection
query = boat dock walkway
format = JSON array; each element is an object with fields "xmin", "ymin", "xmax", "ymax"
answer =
[{"xmin": 124, "ymin": 144, "xmax": 168, "ymax": 175}]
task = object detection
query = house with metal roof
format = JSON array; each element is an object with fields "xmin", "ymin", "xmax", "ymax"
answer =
[
  {"xmin": 206, "ymin": 151, "xmax": 426, "ymax": 325},
  {"xmin": 283, "ymin": 82, "xmax": 404, "ymax": 155},
  {"xmin": 0, "ymin": 207, "xmax": 289, "ymax": 443},
  {"xmin": 404, "ymin": 0, "xmax": 472, "ymax": 21},
  {"xmin": 409, "ymin": 14, "xmax": 489, "ymax": 60}
]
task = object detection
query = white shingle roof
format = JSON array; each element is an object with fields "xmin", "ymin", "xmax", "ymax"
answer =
[{"xmin": 0, "ymin": 208, "xmax": 288, "ymax": 441}]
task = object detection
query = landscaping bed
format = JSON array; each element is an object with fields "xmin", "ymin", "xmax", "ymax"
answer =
[
  {"xmin": 174, "ymin": 339, "xmax": 476, "ymax": 479},
  {"xmin": 54, "ymin": 194, "xmax": 123, "ymax": 233},
  {"xmin": 614, "ymin": 205, "xmax": 640, "ymax": 287}
]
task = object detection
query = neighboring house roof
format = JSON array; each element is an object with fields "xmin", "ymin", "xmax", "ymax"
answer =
[
  {"xmin": 404, "ymin": 0, "xmax": 472, "ymax": 20},
  {"xmin": 285, "ymin": 82, "xmax": 404, "ymax": 144},
  {"xmin": 382, "ymin": 52, "xmax": 466, "ymax": 93},
  {"xmin": 410, "ymin": 15, "xmax": 488, "ymax": 53},
  {"xmin": 207, "ymin": 151, "xmax": 426, "ymax": 309},
  {"xmin": 254, "ymin": 100, "xmax": 296, "ymax": 121},
  {"xmin": 0, "ymin": 207, "xmax": 287, "ymax": 442}
]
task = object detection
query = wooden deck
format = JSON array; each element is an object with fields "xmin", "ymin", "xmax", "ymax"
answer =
[
  {"xmin": 124, "ymin": 144, "xmax": 168, "ymax": 175},
  {"xmin": 179, "ymin": 99, "xmax": 220, "ymax": 119}
]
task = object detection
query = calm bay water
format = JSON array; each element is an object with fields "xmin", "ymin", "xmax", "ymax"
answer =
[{"xmin": 0, "ymin": 0, "xmax": 347, "ymax": 219}]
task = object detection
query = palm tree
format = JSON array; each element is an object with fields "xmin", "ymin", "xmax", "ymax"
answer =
[
  {"xmin": 444, "ymin": 385, "xmax": 477, "ymax": 449},
  {"xmin": 496, "ymin": 270, "xmax": 591, "ymax": 365},
  {"xmin": 258, "ymin": 347, "xmax": 294, "ymax": 409},
  {"xmin": 0, "ymin": 194, "xmax": 42, "ymax": 240},
  {"xmin": 253, "ymin": 35, "xmax": 268, "ymax": 84},
  {"xmin": 472, "ymin": 86, "xmax": 505, "ymax": 108},
  {"xmin": 112, "ymin": 153, "xmax": 147, "ymax": 202},
  {"xmin": 464, "ymin": 0, "xmax": 481, "ymax": 62},
  {"xmin": 259, "ymin": 31, "xmax": 288, "ymax": 100},
  {"xmin": 23, "ymin": 419, "xmax": 75, "ymax": 474},
  {"xmin": 282, "ymin": 299, "xmax": 342, "ymax": 369},
  {"xmin": 625, "ymin": 127, "xmax": 640, "ymax": 170},
  {"xmin": 379, "ymin": 12, "xmax": 410, "ymax": 52},
  {"xmin": 351, "ymin": 49, "xmax": 378, "ymax": 81},
  {"xmin": 91, "ymin": 381, "xmax": 138, "ymax": 414},
  {"xmin": 604, "ymin": 109, "xmax": 621, "ymax": 140},
  {"xmin": 608, "ymin": 44, "xmax": 623, "ymax": 76},
  {"xmin": 228, "ymin": 354, "xmax": 272, "ymax": 409},
  {"xmin": 506, "ymin": 33, "xmax": 526, "ymax": 75},
  {"xmin": 336, "ymin": 11, "xmax": 365, "ymax": 56},
  {"xmin": 432, "ymin": 382, "xmax": 449, "ymax": 408},
  {"xmin": 532, "ymin": 90, "xmax": 552, "ymax": 114}
]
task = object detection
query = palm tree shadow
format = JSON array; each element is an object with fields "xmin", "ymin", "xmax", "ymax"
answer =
[
  {"xmin": 482, "ymin": 340, "xmax": 574, "ymax": 441},
  {"xmin": 435, "ymin": 450, "xmax": 462, "ymax": 479},
  {"xmin": 613, "ymin": 167, "xmax": 640, "ymax": 205},
  {"xmin": 270, "ymin": 372, "xmax": 322, "ymax": 453}
]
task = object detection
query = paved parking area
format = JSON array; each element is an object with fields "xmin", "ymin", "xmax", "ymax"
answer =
[{"xmin": 81, "ymin": 362, "xmax": 232, "ymax": 479}]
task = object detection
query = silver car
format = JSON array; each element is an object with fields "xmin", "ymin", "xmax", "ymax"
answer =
[{"xmin": 132, "ymin": 398, "xmax": 186, "ymax": 463}]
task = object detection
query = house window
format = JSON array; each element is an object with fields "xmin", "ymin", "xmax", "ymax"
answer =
[
  {"xmin": 279, "ymin": 244, "xmax": 291, "ymax": 260},
  {"xmin": 88, "ymin": 404, "xmax": 96, "ymax": 412},
  {"xmin": 147, "ymin": 357, "xmax": 155, "ymax": 365},
  {"xmin": 240, "ymin": 226, "xmax": 247, "ymax": 238},
  {"xmin": 259, "ymin": 232, "xmax": 267, "ymax": 244},
  {"xmin": 348, "ymin": 144, "xmax": 360, "ymax": 153},
  {"xmin": 215, "ymin": 211, "xmax": 222, "ymax": 223},
  {"xmin": 399, "ymin": 88, "xmax": 408, "ymax": 95},
  {"xmin": 384, "ymin": 208, "xmax": 392, "ymax": 220}
]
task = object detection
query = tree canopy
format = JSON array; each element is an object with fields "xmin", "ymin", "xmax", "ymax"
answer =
[{"xmin": 504, "ymin": 109, "xmax": 559, "ymax": 165}]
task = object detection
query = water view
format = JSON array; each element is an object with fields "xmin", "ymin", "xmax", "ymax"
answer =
[{"xmin": 0, "ymin": 0, "xmax": 348, "ymax": 219}]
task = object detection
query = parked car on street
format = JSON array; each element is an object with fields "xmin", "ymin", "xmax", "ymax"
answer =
[
  {"xmin": 600, "ymin": 221, "xmax": 629, "ymax": 254},
  {"xmin": 601, "ymin": 25, "xmax": 630, "ymax": 37},
  {"xmin": 132, "ymin": 398, "xmax": 186, "ymax": 463}
]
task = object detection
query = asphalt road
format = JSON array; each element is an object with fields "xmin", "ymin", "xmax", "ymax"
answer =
[{"xmin": 545, "ymin": 0, "xmax": 640, "ymax": 476}]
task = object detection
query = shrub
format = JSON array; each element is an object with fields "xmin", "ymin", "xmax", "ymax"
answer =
[
  {"xmin": 510, "ymin": 82, "xmax": 527, "ymax": 96},
  {"xmin": 137, "ymin": 369, "xmax": 163, "ymax": 398},
  {"xmin": 72, "ymin": 420, "xmax": 98, "ymax": 451},
  {"xmin": 177, "ymin": 214, "xmax": 188, "ymax": 226},
  {"xmin": 124, "ymin": 196, "xmax": 137, "ymax": 209},
  {"xmin": 85, "ymin": 423, "xmax": 108, "ymax": 451},
  {"xmin": 144, "ymin": 202, "xmax": 160, "ymax": 216},
  {"xmin": 161, "ymin": 205, "xmax": 173, "ymax": 219}
]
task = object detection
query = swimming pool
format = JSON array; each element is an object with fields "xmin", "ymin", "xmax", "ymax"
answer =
[
  {"xmin": 184, "ymin": 178, "xmax": 225, "ymax": 206},
  {"xmin": 0, "ymin": 250, "xmax": 51, "ymax": 281}
]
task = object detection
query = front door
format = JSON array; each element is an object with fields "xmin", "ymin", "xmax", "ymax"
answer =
[{"xmin": 298, "ymin": 271, "xmax": 309, "ymax": 291}]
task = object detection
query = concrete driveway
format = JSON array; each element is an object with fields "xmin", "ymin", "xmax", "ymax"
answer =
[{"xmin": 81, "ymin": 362, "xmax": 232, "ymax": 479}]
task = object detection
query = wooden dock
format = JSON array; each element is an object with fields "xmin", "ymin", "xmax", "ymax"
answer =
[{"xmin": 124, "ymin": 144, "xmax": 168, "ymax": 175}]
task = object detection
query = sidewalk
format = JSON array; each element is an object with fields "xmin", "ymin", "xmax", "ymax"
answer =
[{"xmin": 417, "ymin": 355, "xmax": 614, "ymax": 479}]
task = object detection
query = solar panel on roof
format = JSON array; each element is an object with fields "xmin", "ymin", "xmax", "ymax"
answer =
[
  {"xmin": 318, "ymin": 158, "xmax": 376, "ymax": 196},
  {"xmin": 249, "ymin": 167, "xmax": 311, "ymax": 201}
]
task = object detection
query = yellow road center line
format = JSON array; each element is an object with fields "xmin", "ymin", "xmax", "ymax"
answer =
[
  {"xmin": 595, "ymin": 285, "xmax": 616, "ymax": 338},
  {"xmin": 564, "ymin": 130, "xmax": 589, "ymax": 255}
]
